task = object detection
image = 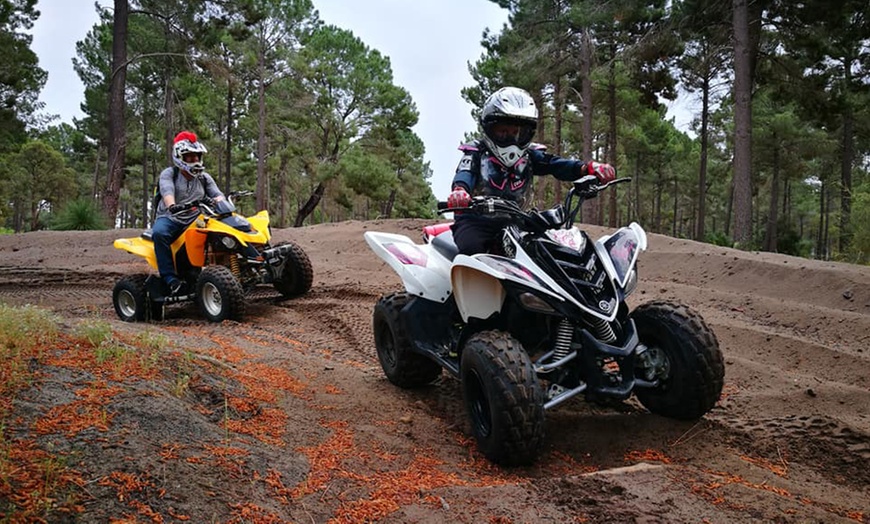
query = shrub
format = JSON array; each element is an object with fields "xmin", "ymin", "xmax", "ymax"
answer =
[{"xmin": 50, "ymin": 198, "xmax": 108, "ymax": 231}]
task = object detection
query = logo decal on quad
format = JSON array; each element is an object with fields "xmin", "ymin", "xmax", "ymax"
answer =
[{"xmin": 599, "ymin": 300, "xmax": 612, "ymax": 312}]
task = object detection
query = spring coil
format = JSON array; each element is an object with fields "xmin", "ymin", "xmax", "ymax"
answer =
[
  {"xmin": 553, "ymin": 319, "xmax": 574, "ymax": 361},
  {"xmin": 229, "ymin": 254, "xmax": 240, "ymax": 278},
  {"xmin": 591, "ymin": 316, "xmax": 617, "ymax": 343}
]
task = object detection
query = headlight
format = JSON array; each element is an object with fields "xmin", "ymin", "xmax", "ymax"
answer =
[
  {"xmin": 624, "ymin": 269, "xmax": 638, "ymax": 296},
  {"xmin": 519, "ymin": 292, "xmax": 557, "ymax": 314},
  {"xmin": 221, "ymin": 236, "xmax": 238, "ymax": 249}
]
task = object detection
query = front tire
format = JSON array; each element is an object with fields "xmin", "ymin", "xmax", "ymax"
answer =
[
  {"xmin": 113, "ymin": 274, "xmax": 149, "ymax": 322},
  {"xmin": 196, "ymin": 266, "xmax": 246, "ymax": 322},
  {"xmin": 461, "ymin": 330, "xmax": 544, "ymax": 466},
  {"xmin": 372, "ymin": 292, "xmax": 441, "ymax": 388},
  {"xmin": 272, "ymin": 241, "xmax": 314, "ymax": 298},
  {"xmin": 632, "ymin": 301, "xmax": 724, "ymax": 419}
]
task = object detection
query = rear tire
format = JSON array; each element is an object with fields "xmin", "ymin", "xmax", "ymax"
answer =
[
  {"xmin": 196, "ymin": 266, "xmax": 246, "ymax": 322},
  {"xmin": 113, "ymin": 274, "xmax": 149, "ymax": 322},
  {"xmin": 272, "ymin": 241, "xmax": 313, "ymax": 298},
  {"xmin": 461, "ymin": 330, "xmax": 544, "ymax": 466},
  {"xmin": 632, "ymin": 301, "xmax": 724, "ymax": 419},
  {"xmin": 373, "ymin": 292, "xmax": 441, "ymax": 388}
]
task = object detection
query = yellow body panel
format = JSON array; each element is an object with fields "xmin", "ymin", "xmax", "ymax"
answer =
[
  {"xmin": 113, "ymin": 210, "xmax": 272, "ymax": 269},
  {"xmin": 113, "ymin": 232, "xmax": 187, "ymax": 271}
]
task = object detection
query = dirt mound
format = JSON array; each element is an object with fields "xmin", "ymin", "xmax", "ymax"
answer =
[{"xmin": 0, "ymin": 221, "xmax": 868, "ymax": 523}]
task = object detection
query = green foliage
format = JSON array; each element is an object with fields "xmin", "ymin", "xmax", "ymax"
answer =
[
  {"xmin": 0, "ymin": 0, "xmax": 46, "ymax": 152},
  {"xmin": 76, "ymin": 319, "xmax": 113, "ymax": 348},
  {"xmin": 11, "ymin": 0, "xmax": 864, "ymax": 265},
  {"xmin": 49, "ymin": 198, "xmax": 108, "ymax": 231},
  {"xmin": 705, "ymin": 231, "xmax": 732, "ymax": 247},
  {"xmin": 849, "ymin": 185, "xmax": 870, "ymax": 265}
]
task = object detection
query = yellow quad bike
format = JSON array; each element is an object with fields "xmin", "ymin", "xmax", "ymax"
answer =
[{"xmin": 112, "ymin": 191, "xmax": 313, "ymax": 322}]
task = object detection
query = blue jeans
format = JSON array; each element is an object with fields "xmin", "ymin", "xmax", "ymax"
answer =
[{"xmin": 152, "ymin": 217, "xmax": 188, "ymax": 284}]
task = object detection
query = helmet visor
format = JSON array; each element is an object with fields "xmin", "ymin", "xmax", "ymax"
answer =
[{"xmin": 486, "ymin": 120, "xmax": 535, "ymax": 148}]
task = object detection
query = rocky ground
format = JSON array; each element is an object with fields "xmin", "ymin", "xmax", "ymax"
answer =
[{"xmin": 0, "ymin": 219, "xmax": 868, "ymax": 523}]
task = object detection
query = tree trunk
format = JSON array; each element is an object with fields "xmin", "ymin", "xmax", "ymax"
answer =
[
  {"xmin": 634, "ymin": 154, "xmax": 642, "ymax": 223},
  {"xmin": 672, "ymin": 176, "xmax": 679, "ymax": 238},
  {"xmin": 92, "ymin": 145, "xmax": 102, "ymax": 199},
  {"xmin": 103, "ymin": 0, "xmax": 129, "ymax": 225},
  {"xmin": 553, "ymin": 73, "xmax": 564, "ymax": 204},
  {"xmin": 838, "ymin": 103, "xmax": 853, "ymax": 253},
  {"xmin": 725, "ymin": 173, "xmax": 734, "ymax": 238},
  {"xmin": 255, "ymin": 36, "xmax": 269, "ymax": 212},
  {"xmin": 225, "ymin": 84, "xmax": 234, "ymax": 192},
  {"xmin": 607, "ymin": 47, "xmax": 618, "ymax": 228},
  {"xmin": 384, "ymin": 188, "xmax": 397, "ymax": 218},
  {"xmin": 30, "ymin": 200, "xmax": 38, "ymax": 232},
  {"xmin": 654, "ymin": 170, "xmax": 663, "ymax": 233},
  {"xmin": 816, "ymin": 177, "xmax": 826, "ymax": 259},
  {"xmin": 142, "ymin": 115, "xmax": 149, "ymax": 228},
  {"xmin": 295, "ymin": 182, "xmax": 325, "ymax": 227},
  {"xmin": 763, "ymin": 141, "xmax": 780, "ymax": 252},
  {"xmin": 696, "ymin": 71, "xmax": 711, "ymax": 241},
  {"xmin": 579, "ymin": 30, "xmax": 599, "ymax": 225},
  {"xmin": 277, "ymin": 152, "xmax": 289, "ymax": 227},
  {"xmin": 731, "ymin": 0, "xmax": 753, "ymax": 246}
]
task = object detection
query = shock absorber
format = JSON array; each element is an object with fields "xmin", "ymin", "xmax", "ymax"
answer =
[
  {"xmin": 229, "ymin": 253, "xmax": 241, "ymax": 278},
  {"xmin": 590, "ymin": 316, "xmax": 617, "ymax": 343},
  {"xmin": 552, "ymin": 319, "xmax": 574, "ymax": 361}
]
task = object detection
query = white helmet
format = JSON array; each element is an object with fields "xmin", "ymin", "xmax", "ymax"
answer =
[
  {"xmin": 172, "ymin": 130, "xmax": 207, "ymax": 175},
  {"xmin": 480, "ymin": 87, "xmax": 538, "ymax": 168}
]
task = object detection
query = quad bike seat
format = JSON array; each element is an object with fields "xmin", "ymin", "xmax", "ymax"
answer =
[
  {"xmin": 430, "ymin": 229, "xmax": 459, "ymax": 262},
  {"xmin": 141, "ymin": 230, "xmax": 153, "ymax": 241},
  {"xmin": 422, "ymin": 222, "xmax": 453, "ymax": 242}
]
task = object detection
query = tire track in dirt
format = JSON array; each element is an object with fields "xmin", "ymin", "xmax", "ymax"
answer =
[{"xmin": 642, "ymin": 280, "xmax": 870, "ymax": 353}]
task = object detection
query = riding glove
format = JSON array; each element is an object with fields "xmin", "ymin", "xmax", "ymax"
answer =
[
  {"xmin": 447, "ymin": 187, "xmax": 471, "ymax": 209},
  {"xmin": 587, "ymin": 161, "xmax": 616, "ymax": 184}
]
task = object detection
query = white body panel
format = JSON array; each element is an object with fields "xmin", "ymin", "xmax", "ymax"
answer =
[
  {"xmin": 451, "ymin": 254, "xmax": 565, "ymax": 322},
  {"xmin": 595, "ymin": 222, "xmax": 648, "ymax": 288},
  {"xmin": 363, "ymin": 231, "xmax": 453, "ymax": 302},
  {"xmin": 365, "ymin": 221, "xmax": 648, "ymax": 323}
]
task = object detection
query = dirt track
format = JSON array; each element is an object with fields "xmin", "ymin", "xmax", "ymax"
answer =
[{"xmin": 0, "ymin": 220, "xmax": 868, "ymax": 523}]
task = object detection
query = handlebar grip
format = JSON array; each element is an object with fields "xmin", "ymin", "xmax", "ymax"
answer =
[{"xmin": 437, "ymin": 201, "xmax": 449, "ymax": 211}]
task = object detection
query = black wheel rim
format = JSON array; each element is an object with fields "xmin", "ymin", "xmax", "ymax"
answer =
[{"xmin": 466, "ymin": 368, "xmax": 492, "ymax": 438}]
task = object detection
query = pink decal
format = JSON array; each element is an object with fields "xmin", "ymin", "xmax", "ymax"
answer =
[
  {"xmin": 510, "ymin": 178, "xmax": 526, "ymax": 191},
  {"xmin": 490, "ymin": 177, "xmax": 507, "ymax": 190},
  {"xmin": 385, "ymin": 243, "xmax": 428, "ymax": 266}
]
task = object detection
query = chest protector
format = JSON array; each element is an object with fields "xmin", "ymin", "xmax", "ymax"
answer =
[{"xmin": 462, "ymin": 142, "xmax": 535, "ymax": 207}]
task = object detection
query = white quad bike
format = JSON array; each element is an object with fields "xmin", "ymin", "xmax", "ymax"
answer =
[{"xmin": 364, "ymin": 176, "xmax": 724, "ymax": 466}]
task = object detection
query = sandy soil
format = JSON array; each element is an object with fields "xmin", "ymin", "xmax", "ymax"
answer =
[{"xmin": 0, "ymin": 219, "xmax": 868, "ymax": 523}]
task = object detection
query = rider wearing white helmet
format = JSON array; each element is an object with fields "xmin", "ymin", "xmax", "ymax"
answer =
[
  {"xmin": 447, "ymin": 87, "xmax": 616, "ymax": 255},
  {"xmin": 152, "ymin": 131, "xmax": 226, "ymax": 295}
]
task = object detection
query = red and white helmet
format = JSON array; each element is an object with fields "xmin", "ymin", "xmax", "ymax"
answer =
[
  {"xmin": 172, "ymin": 131, "xmax": 207, "ymax": 175},
  {"xmin": 480, "ymin": 87, "xmax": 538, "ymax": 168}
]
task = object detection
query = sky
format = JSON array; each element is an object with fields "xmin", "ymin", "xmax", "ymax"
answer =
[
  {"xmin": 30, "ymin": 0, "xmax": 510, "ymax": 201},
  {"xmin": 30, "ymin": 0, "xmax": 691, "ymax": 202}
]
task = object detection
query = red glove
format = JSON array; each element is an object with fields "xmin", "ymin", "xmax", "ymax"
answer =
[
  {"xmin": 587, "ymin": 161, "xmax": 616, "ymax": 184},
  {"xmin": 447, "ymin": 186, "xmax": 471, "ymax": 209}
]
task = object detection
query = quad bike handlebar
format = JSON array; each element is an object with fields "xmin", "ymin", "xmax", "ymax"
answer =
[
  {"xmin": 170, "ymin": 190, "xmax": 254, "ymax": 218},
  {"xmin": 437, "ymin": 177, "xmax": 631, "ymax": 232}
]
